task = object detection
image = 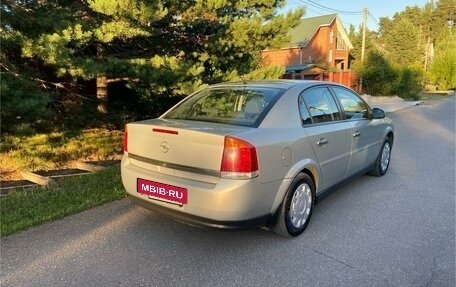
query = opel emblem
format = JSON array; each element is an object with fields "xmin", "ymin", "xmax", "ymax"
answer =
[{"xmin": 160, "ymin": 142, "xmax": 170, "ymax": 153}]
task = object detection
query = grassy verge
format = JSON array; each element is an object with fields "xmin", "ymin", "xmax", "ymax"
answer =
[
  {"xmin": 0, "ymin": 128, "xmax": 123, "ymax": 180},
  {"xmin": 418, "ymin": 91, "xmax": 455, "ymax": 101},
  {"xmin": 0, "ymin": 166, "xmax": 126, "ymax": 237}
]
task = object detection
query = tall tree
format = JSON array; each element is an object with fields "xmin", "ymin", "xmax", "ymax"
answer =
[
  {"xmin": 2, "ymin": 0, "xmax": 304, "ymax": 132},
  {"xmin": 23, "ymin": 0, "xmax": 304, "ymax": 102},
  {"xmin": 429, "ymin": 32, "xmax": 456, "ymax": 89},
  {"xmin": 431, "ymin": 0, "xmax": 456, "ymax": 43},
  {"xmin": 345, "ymin": 0, "xmax": 454, "ymax": 95},
  {"xmin": 348, "ymin": 24, "xmax": 377, "ymax": 69},
  {"xmin": 377, "ymin": 0, "xmax": 456, "ymax": 69},
  {"xmin": 379, "ymin": 17, "xmax": 421, "ymax": 66},
  {"xmin": 1, "ymin": 0, "xmax": 79, "ymax": 132}
]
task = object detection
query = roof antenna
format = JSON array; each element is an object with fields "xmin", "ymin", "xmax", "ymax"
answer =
[{"xmin": 239, "ymin": 75, "xmax": 247, "ymax": 85}]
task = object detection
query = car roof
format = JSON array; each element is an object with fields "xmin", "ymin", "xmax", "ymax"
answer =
[{"xmin": 208, "ymin": 80, "xmax": 347, "ymax": 91}]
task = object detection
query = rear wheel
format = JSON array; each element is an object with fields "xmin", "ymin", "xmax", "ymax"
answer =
[
  {"xmin": 273, "ymin": 173, "xmax": 314, "ymax": 237},
  {"xmin": 369, "ymin": 137, "xmax": 392, "ymax": 177}
]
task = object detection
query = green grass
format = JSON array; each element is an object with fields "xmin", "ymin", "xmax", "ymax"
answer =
[
  {"xmin": 0, "ymin": 128, "xmax": 123, "ymax": 180},
  {"xmin": 418, "ymin": 91, "xmax": 455, "ymax": 101},
  {"xmin": 0, "ymin": 166, "xmax": 127, "ymax": 237}
]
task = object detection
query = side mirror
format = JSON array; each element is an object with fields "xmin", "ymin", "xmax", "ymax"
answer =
[{"xmin": 372, "ymin": 108, "xmax": 386, "ymax": 119}]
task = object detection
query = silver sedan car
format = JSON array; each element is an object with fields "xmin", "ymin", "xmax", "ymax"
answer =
[{"xmin": 121, "ymin": 80, "xmax": 394, "ymax": 237}]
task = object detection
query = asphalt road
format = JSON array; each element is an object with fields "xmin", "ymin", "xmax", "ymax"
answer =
[{"xmin": 1, "ymin": 97, "xmax": 455, "ymax": 287}]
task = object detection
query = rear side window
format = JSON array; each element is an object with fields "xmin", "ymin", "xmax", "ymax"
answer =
[
  {"xmin": 163, "ymin": 87, "xmax": 281, "ymax": 127},
  {"xmin": 299, "ymin": 87, "xmax": 341, "ymax": 124},
  {"xmin": 332, "ymin": 86, "xmax": 369, "ymax": 120}
]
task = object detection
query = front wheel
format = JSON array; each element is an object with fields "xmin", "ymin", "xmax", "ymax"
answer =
[
  {"xmin": 273, "ymin": 173, "xmax": 315, "ymax": 237},
  {"xmin": 369, "ymin": 137, "xmax": 392, "ymax": 177}
]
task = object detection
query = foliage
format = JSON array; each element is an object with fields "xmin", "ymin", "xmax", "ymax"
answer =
[
  {"xmin": 377, "ymin": 0, "xmax": 455, "ymax": 68},
  {"xmin": 0, "ymin": 73, "xmax": 55, "ymax": 133},
  {"xmin": 391, "ymin": 66, "xmax": 423, "ymax": 99},
  {"xmin": 0, "ymin": 29, "xmax": 56, "ymax": 133},
  {"xmin": 428, "ymin": 32, "xmax": 456, "ymax": 90},
  {"xmin": 354, "ymin": 50, "xmax": 396, "ymax": 96},
  {"xmin": 1, "ymin": 0, "xmax": 304, "ymax": 133},
  {"xmin": 379, "ymin": 18, "xmax": 421, "ymax": 66},
  {"xmin": 0, "ymin": 166, "xmax": 126, "ymax": 237},
  {"xmin": 353, "ymin": 50, "xmax": 423, "ymax": 98},
  {"xmin": 347, "ymin": 24, "xmax": 377, "ymax": 69},
  {"xmin": 430, "ymin": 0, "xmax": 456, "ymax": 43},
  {"xmin": 349, "ymin": 0, "xmax": 454, "ymax": 95}
]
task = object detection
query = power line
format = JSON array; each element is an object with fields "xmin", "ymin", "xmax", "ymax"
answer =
[
  {"xmin": 302, "ymin": 1, "xmax": 364, "ymax": 28},
  {"xmin": 289, "ymin": 1, "xmax": 379, "ymax": 29},
  {"xmin": 305, "ymin": 0, "xmax": 363, "ymax": 15},
  {"xmin": 300, "ymin": 1, "xmax": 338, "ymax": 14},
  {"xmin": 285, "ymin": 0, "xmax": 327, "ymax": 16},
  {"xmin": 367, "ymin": 10, "xmax": 380, "ymax": 26},
  {"xmin": 306, "ymin": 6, "xmax": 325, "ymax": 16},
  {"xmin": 290, "ymin": 0, "xmax": 363, "ymax": 17},
  {"xmin": 303, "ymin": 5, "xmax": 354, "ymax": 28}
]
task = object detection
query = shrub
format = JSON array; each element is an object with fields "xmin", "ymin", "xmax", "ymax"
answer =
[
  {"xmin": 355, "ymin": 50, "xmax": 397, "ymax": 96},
  {"xmin": 391, "ymin": 66, "xmax": 423, "ymax": 100}
]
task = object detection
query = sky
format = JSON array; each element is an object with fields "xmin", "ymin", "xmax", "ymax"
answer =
[{"xmin": 282, "ymin": 0, "xmax": 431, "ymax": 31}]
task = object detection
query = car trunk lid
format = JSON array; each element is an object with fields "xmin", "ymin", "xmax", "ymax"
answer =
[{"xmin": 125, "ymin": 119, "xmax": 251, "ymax": 182}]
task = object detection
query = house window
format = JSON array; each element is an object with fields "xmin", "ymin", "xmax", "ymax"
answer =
[
  {"xmin": 328, "ymin": 49, "xmax": 333, "ymax": 62},
  {"xmin": 335, "ymin": 59, "xmax": 345, "ymax": 70},
  {"xmin": 329, "ymin": 29, "xmax": 334, "ymax": 44},
  {"xmin": 336, "ymin": 32, "xmax": 347, "ymax": 50}
]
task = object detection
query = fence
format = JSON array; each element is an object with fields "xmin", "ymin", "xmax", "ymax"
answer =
[
  {"xmin": 282, "ymin": 70, "xmax": 359, "ymax": 91},
  {"xmin": 324, "ymin": 71, "xmax": 358, "ymax": 91}
]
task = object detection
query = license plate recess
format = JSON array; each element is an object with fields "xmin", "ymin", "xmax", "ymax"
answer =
[{"xmin": 137, "ymin": 178, "xmax": 188, "ymax": 205}]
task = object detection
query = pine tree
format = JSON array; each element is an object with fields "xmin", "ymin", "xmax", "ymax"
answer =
[
  {"xmin": 1, "ymin": 0, "xmax": 77, "ymax": 132},
  {"xmin": 379, "ymin": 17, "xmax": 421, "ymax": 66},
  {"xmin": 2, "ymin": 0, "xmax": 304, "ymax": 131},
  {"xmin": 348, "ymin": 24, "xmax": 377, "ymax": 70},
  {"xmin": 378, "ymin": 6, "xmax": 422, "ymax": 67}
]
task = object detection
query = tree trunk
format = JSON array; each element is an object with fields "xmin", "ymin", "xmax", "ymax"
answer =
[
  {"xmin": 424, "ymin": 36, "xmax": 431, "ymax": 71},
  {"xmin": 96, "ymin": 76, "xmax": 108, "ymax": 113},
  {"xmin": 96, "ymin": 43, "xmax": 108, "ymax": 114}
]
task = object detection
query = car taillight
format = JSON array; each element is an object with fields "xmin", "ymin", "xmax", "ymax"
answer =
[
  {"xmin": 221, "ymin": 136, "xmax": 259, "ymax": 179},
  {"xmin": 123, "ymin": 125, "xmax": 128, "ymax": 152}
]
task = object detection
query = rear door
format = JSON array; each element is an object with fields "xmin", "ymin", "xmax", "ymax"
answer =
[{"xmin": 299, "ymin": 86, "xmax": 352, "ymax": 191}]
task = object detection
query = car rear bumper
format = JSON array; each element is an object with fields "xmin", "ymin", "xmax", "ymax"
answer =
[
  {"xmin": 129, "ymin": 195, "xmax": 272, "ymax": 229},
  {"xmin": 121, "ymin": 155, "xmax": 280, "ymax": 229}
]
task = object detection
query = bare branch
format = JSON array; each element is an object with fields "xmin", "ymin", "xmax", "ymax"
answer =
[{"xmin": 106, "ymin": 77, "xmax": 140, "ymax": 83}]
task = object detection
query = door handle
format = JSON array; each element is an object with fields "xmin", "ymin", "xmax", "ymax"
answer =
[
  {"xmin": 353, "ymin": 131, "xmax": 361, "ymax": 138},
  {"xmin": 316, "ymin": 138, "xmax": 328, "ymax": 146}
]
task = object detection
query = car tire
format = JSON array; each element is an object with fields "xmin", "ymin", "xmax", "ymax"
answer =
[
  {"xmin": 369, "ymin": 137, "xmax": 392, "ymax": 177},
  {"xmin": 273, "ymin": 173, "xmax": 314, "ymax": 237}
]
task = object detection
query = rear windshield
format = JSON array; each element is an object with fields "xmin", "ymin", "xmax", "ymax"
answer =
[{"xmin": 162, "ymin": 86, "xmax": 282, "ymax": 127}]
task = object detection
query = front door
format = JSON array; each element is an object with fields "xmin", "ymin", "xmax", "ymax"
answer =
[{"xmin": 331, "ymin": 86, "xmax": 382, "ymax": 175}]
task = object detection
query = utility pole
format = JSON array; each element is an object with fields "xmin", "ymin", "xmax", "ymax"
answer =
[{"xmin": 359, "ymin": 7, "xmax": 367, "ymax": 93}]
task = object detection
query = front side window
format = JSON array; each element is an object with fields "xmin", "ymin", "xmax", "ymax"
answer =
[
  {"xmin": 299, "ymin": 86, "xmax": 341, "ymax": 124},
  {"xmin": 332, "ymin": 86, "xmax": 369, "ymax": 120},
  {"xmin": 162, "ymin": 86, "xmax": 282, "ymax": 127}
]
